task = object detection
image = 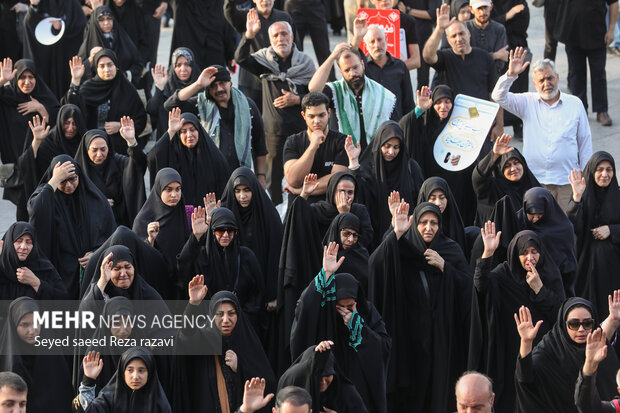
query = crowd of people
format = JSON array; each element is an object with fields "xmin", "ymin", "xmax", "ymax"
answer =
[{"xmin": 0, "ymin": 0, "xmax": 619, "ymax": 412}]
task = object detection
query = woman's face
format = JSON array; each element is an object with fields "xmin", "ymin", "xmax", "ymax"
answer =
[
  {"xmin": 319, "ymin": 375, "xmax": 334, "ymax": 393},
  {"xmin": 502, "ymin": 157, "xmax": 524, "ymax": 182},
  {"xmin": 160, "ymin": 182, "xmax": 181, "ymax": 207},
  {"xmin": 594, "ymin": 160, "xmax": 614, "ymax": 188},
  {"xmin": 417, "ymin": 211, "xmax": 439, "ymax": 243},
  {"xmin": 124, "ymin": 358, "xmax": 148, "ymax": 391},
  {"xmin": 457, "ymin": 6, "xmax": 471, "ymax": 21},
  {"xmin": 433, "ymin": 97, "xmax": 453, "ymax": 119},
  {"xmin": 97, "ymin": 14, "xmax": 114, "ymax": 34},
  {"xmin": 58, "ymin": 174, "xmax": 79, "ymax": 195},
  {"xmin": 180, "ymin": 122, "xmax": 199, "ymax": 149},
  {"xmin": 17, "ymin": 70, "xmax": 36, "ymax": 95},
  {"xmin": 518, "ymin": 245, "xmax": 539, "ymax": 271},
  {"xmin": 110, "ymin": 260, "xmax": 134, "ymax": 289},
  {"xmin": 110, "ymin": 315, "xmax": 133, "ymax": 339},
  {"xmin": 214, "ymin": 228, "xmax": 235, "ymax": 247},
  {"xmin": 340, "ymin": 227, "xmax": 359, "ymax": 250},
  {"xmin": 16, "ymin": 313, "xmax": 40, "ymax": 345},
  {"xmin": 526, "ymin": 213, "xmax": 543, "ymax": 224},
  {"xmin": 234, "ymin": 184, "xmax": 252, "ymax": 208},
  {"xmin": 215, "ymin": 301, "xmax": 238, "ymax": 336},
  {"xmin": 88, "ymin": 137, "xmax": 109, "ymax": 165},
  {"xmin": 565, "ymin": 307, "xmax": 594, "ymax": 344},
  {"xmin": 96, "ymin": 56, "xmax": 117, "ymax": 81},
  {"xmin": 428, "ymin": 189, "xmax": 447, "ymax": 213},
  {"xmin": 63, "ymin": 117, "xmax": 77, "ymax": 139},
  {"xmin": 381, "ymin": 137, "xmax": 401, "ymax": 162},
  {"xmin": 13, "ymin": 234, "xmax": 33, "ymax": 262},
  {"xmin": 333, "ymin": 179, "xmax": 355, "ymax": 205},
  {"xmin": 174, "ymin": 55, "xmax": 192, "ymax": 82}
]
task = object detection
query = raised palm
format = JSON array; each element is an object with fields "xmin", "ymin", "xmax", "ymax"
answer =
[
  {"xmin": 192, "ymin": 206, "xmax": 209, "ymax": 238},
  {"xmin": 83, "ymin": 351, "xmax": 103, "ymax": 379},
  {"xmin": 344, "ymin": 135, "xmax": 360, "ymax": 161},
  {"xmin": 585, "ymin": 329, "xmax": 608, "ymax": 365},
  {"xmin": 241, "ymin": 378, "xmax": 274, "ymax": 412},
  {"xmin": 481, "ymin": 221, "xmax": 501, "ymax": 253},
  {"xmin": 29, "ymin": 115, "xmax": 50, "ymax": 141},
  {"xmin": 322, "ymin": 242, "xmax": 345, "ymax": 275},
  {"xmin": 119, "ymin": 116, "xmax": 135, "ymax": 142},
  {"xmin": 188, "ymin": 274, "xmax": 208, "ymax": 303},
  {"xmin": 514, "ymin": 306, "xmax": 542, "ymax": 342},
  {"xmin": 151, "ymin": 64, "xmax": 168, "ymax": 90},
  {"xmin": 388, "ymin": 191, "xmax": 401, "ymax": 218},
  {"xmin": 416, "ymin": 86, "xmax": 432, "ymax": 111},
  {"xmin": 569, "ymin": 169, "xmax": 586, "ymax": 198},
  {"xmin": 168, "ymin": 107, "xmax": 184, "ymax": 136},
  {"xmin": 493, "ymin": 134, "xmax": 514, "ymax": 156},
  {"xmin": 393, "ymin": 201, "xmax": 412, "ymax": 234},
  {"xmin": 0, "ymin": 57, "xmax": 15, "ymax": 83},
  {"xmin": 246, "ymin": 9, "xmax": 261, "ymax": 35},
  {"xmin": 436, "ymin": 4, "xmax": 453, "ymax": 30},
  {"xmin": 302, "ymin": 174, "xmax": 319, "ymax": 195},
  {"xmin": 69, "ymin": 56, "xmax": 84, "ymax": 80},
  {"xmin": 507, "ymin": 47, "xmax": 530, "ymax": 77},
  {"xmin": 608, "ymin": 290, "xmax": 620, "ymax": 322}
]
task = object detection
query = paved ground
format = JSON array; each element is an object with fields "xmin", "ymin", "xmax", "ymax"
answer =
[{"xmin": 0, "ymin": 5, "xmax": 618, "ymax": 233}]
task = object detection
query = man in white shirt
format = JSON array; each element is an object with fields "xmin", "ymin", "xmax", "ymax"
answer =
[{"xmin": 491, "ymin": 47, "xmax": 592, "ymax": 212}]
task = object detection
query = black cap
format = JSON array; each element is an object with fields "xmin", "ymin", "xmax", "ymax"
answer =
[{"xmin": 211, "ymin": 65, "xmax": 231, "ymax": 83}]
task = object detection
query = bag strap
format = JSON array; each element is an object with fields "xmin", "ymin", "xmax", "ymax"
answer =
[{"xmin": 611, "ymin": 398, "xmax": 620, "ymax": 412}]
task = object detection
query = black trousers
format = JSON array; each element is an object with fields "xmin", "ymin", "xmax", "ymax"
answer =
[
  {"xmin": 565, "ymin": 44, "xmax": 608, "ymax": 113},
  {"xmin": 544, "ymin": 4, "xmax": 558, "ymax": 60},
  {"xmin": 265, "ymin": 132, "xmax": 286, "ymax": 205}
]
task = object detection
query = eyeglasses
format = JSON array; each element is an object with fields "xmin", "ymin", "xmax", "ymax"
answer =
[
  {"xmin": 341, "ymin": 230, "xmax": 359, "ymax": 240},
  {"xmin": 566, "ymin": 318, "xmax": 595, "ymax": 331},
  {"xmin": 214, "ymin": 228, "xmax": 235, "ymax": 236},
  {"xmin": 60, "ymin": 175, "xmax": 78, "ymax": 184}
]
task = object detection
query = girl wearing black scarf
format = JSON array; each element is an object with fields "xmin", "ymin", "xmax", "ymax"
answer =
[
  {"xmin": 417, "ymin": 176, "xmax": 468, "ymax": 254},
  {"xmin": 368, "ymin": 201, "xmax": 472, "ymax": 413},
  {"xmin": 147, "ymin": 47, "xmax": 200, "ymax": 139},
  {"xmin": 469, "ymin": 227, "xmax": 565, "ymax": 413},
  {"xmin": 514, "ymin": 298, "xmax": 620, "ymax": 413},
  {"xmin": 147, "ymin": 111, "xmax": 231, "ymax": 207},
  {"xmin": 278, "ymin": 345, "xmax": 369, "ymax": 413},
  {"xmin": 0, "ymin": 58, "xmax": 60, "ymax": 163},
  {"xmin": 290, "ymin": 243, "xmax": 391, "ymax": 413},
  {"xmin": 473, "ymin": 133, "xmax": 540, "ymax": 226},
  {"xmin": 77, "ymin": 6, "xmax": 143, "ymax": 87},
  {"xmin": 399, "ymin": 84, "xmax": 478, "ymax": 225},
  {"xmin": 76, "ymin": 346, "xmax": 171, "ymax": 413},
  {"xmin": 0, "ymin": 222, "xmax": 66, "ymax": 301},
  {"xmin": 568, "ymin": 151, "xmax": 620, "ymax": 321},
  {"xmin": 133, "ymin": 167, "xmax": 190, "ymax": 277},
  {"xmin": 18, "ymin": 104, "xmax": 87, "ymax": 200},
  {"xmin": 27, "ymin": 154, "xmax": 116, "ymax": 299},
  {"xmin": 0, "ymin": 297, "xmax": 74, "ymax": 413},
  {"xmin": 174, "ymin": 283, "xmax": 276, "ymax": 413},
  {"xmin": 74, "ymin": 125, "xmax": 146, "ymax": 227},
  {"xmin": 346, "ymin": 121, "xmax": 424, "ymax": 250},
  {"xmin": 22, "ymin": 0, "xmax": 87, "ymax": 98},
  {"xmin": 63, "ymin": 48, "xmax": 147, "ymax": 152}
]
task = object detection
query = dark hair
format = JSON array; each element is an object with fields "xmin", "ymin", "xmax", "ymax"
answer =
[
  {"xmin": 275, "ymin": 386, "xmax": 312, "ymax": 411},
  {"xmin": 0, "ymin": 372, "xmax": 27, "ymax": 394},
  {"xmin": 336, "ymin": 48, "xmax": 362, "ymax": 67},
  {"xmin": 301, "ymin": 92, "xmax": 330, "ymax": 112}
]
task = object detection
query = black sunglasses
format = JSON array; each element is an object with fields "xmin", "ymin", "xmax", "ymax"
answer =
[{"xmin": 566, "ymin": 318, "xmax": 595, "ymax": 331}]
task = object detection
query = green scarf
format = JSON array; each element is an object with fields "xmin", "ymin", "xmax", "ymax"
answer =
[
  {"xmin": 328, "ymin": 76, "xmax": 395, "ymax": 146},
  {"xmin": 197, "ymin": 87, "xmax": 253, "ymax": 169}
]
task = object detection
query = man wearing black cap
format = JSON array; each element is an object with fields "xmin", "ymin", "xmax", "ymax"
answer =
[{"xmin": 165, "ymin": 66, "xmax": 268, "ymax": 187}]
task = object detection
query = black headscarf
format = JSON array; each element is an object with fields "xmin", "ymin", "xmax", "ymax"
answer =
[
  {"xmin": 27, "ymin": 154, "xmax": 116, "ymax": 298},
  {"xmin": 87, "ymin": 346, "xmax": 171, "ymax": 413},
  {"xmin": 0, "ymin": 222, "xmax": 66, "ymax": 301},
  {"xmin": 517, "ymin": 187, "xmax": 577, "ymax": 296},
  {"xmin": 204, "ymin": 208, "xmax": 242, "ymax": 294},
  {"xmin": 132, "ymin": 167, "xmax": 190, "ymax": 270},
  {"xmin": 515, "ymin": 297, "xmax": 620, "ymax": 413},
  {"xmin": 278, "ymin": 346, "xmax": 369, "ymax": 413},
  {"xmin": 74, "ymin": 129, "xmax": 146, "ymax": 227},
  {"xmin": 220, "ymin": 167, "xmax": 283, "ymax": 300},
  {"xmin": 417, "ymin": 176, "xmax": 467, "ymax": 253},
  {"xmin": 147, "ymin": 113, "xmax": 231, "ymax": 207}
]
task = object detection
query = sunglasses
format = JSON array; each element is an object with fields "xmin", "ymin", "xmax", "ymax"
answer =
[
  {"xmin": 60, "ymin": 175, "xmax": 78, "ymax": 184},
  {"xmin": 341, "ymin": 230, "xmax": 359, "ymax": 240},
  {"xmin": 214, "ymin": 228, "xmax": 235, "ymax": 236},
  {"xmin": 566, "ymin": 318, "xmax": 595, "ymax": 331}
]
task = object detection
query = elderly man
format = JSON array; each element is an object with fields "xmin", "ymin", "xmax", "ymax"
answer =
[
  {"xmin": 423, "ymin": 3, "xmax": 503, "ymax": 139},
  {"xmin": 164, "ymin": 65, "xmax": 268, "ymax": 186},
  {"xmin": 235, "ymin": 15, "xmax": 316, "ymax": 204},
  {"xmin": 309, "ymin": 43, "xmax": 396, "ymax": 153},
  {"xmin": 455, "ymin": 372, "xmax": 495, "ymax": 413},
  {"xmin": 352, "ymin": 22, "xmax": 414, "ymax": 120},
  {"xmin": 491, "ymin": 47, "xmax": 592, "ymax": 211}
]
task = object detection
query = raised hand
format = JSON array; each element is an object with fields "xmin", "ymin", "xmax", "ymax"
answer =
[
  {"xmin": 344, "ymin": 135, "xmax": 360, "ymax": 164},
  {"xmin": 525, "ymin": 264, "xmax": 543, "ymax": 294},
  {"xmin": 29, "ymin": 115, "xmax": 50, "ymax": 142},
  {"xmin": 188, "ymin": 274, "xmax": 208, "ymax": 305},
  {"xmin": 492, "ymin": 134, "xmax": 514, "ymax": 157},
  {"xmin": 315, "ymin": 340, "xmax": 334, "ymax": 352},
  {"xmin": 150, "ymin": 63, "xmax": 168, "ymax": 91},
  {"xmin": 507, "ymin": 47, "xmax": 530, "ymax": 77},
  {"xmin": 191, "ymin": 206, "xmax": 209, "ymax": 240},
  {"xmin": 203, "ymin": 193, "xmax": 221, "ymax": 219},
  {"xmin": 196, "ymin": 67, "xmax": 217, "ymax": 89},
  {"xmin": 147, "ymin": 221, "xmax": 160, "ymax": 245},
  {"xmin": 167, "ymin": 107, "xmax": 185, "ymax": 137},
  {"xmin": 436, "ymin": 3, "xmax": 455, "ymax": 30},
  {"xmin": 322, "ymin": 241, "xmax": 345, "ymax": 278},
  {"xmin": 119, "ymin": 116, "xmax": 136, "ymax": 146},
  {"xmin": 514, "ymin": 305, "xmax": 543, "ymax": 343},
  {"xmin": 335, "ymin": 189, "xmax": 351, "ymax": 213},
  {"xmin": 97, "ymin": 252, "xmax": 113, "ymax": 291},
  {"xmin": 69, "ymin": 56, "xmax": 85, "ymax": 84},
  {"xmin": 480, "ymin": 221, "xmax": 502, "ymax": 258},
  {"xmin": 568, "ymin": 168, "xmax": 586, "ymax": 203},
  {"xmin": 49, "ymin": 160, "xmax": 75, "ymax": 189},
  {"xmin": 506, "ymin": 3, "xmax": 525, "ymax": 20},
  {"xmin": 608, "ymin": 290, "xmax": 620, "ymax": 324},
  {"xmin": 393, "ymin": 201, "xmax": 413, "ymax": 239},
  {"xmin": 388, "ymin": 191, "xmax": 401, "ymax": 218},
  {"xmin": 353, "ymin": 17, "xmax": 368, "ymax": 40},
  {"xmin": 239, "ymin": 378, "xmax": 274, "ymax": 413},
  {"xmin": 0, "ymin": 57, "xmax": 16, "ymax": 85},
  {"xmin": 246, "ymin": 8, "xmax": 261, "ymax": 38},
  {"xmin": 301, "ymin": 173, "xmax": 319, "ymax": 199},
  {"xmin": 584, "ymin": 328, "xmax": 608, "ymax": 375},
  {"xmin": 416, "ymin": 86, "xmax": 432, "ymax": 111},
  {"xmin": 83, "ymin": 351, "xmax": 104, "ymax": 380}
]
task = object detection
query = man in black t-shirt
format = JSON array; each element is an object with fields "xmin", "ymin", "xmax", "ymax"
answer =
[{"xmin": 283, "ymin": 92, "xmax": 348, "ymax": 203}]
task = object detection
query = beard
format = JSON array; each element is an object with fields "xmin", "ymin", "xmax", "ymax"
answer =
[
  {"xmin": 539, "ymin": 85, "xmax": 559, "ymax": 101},
  {"xmin": 347, "ymin": 75, "xmax": 364, "ymax": 90}
]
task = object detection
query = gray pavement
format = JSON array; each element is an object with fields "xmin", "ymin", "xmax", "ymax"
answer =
[{"xmin": 0, "ymin": 5, "xmax": 618, "ymax": 233}]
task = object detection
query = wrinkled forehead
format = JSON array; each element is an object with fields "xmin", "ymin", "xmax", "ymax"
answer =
[{"xmin": 269, "ymin": 22, "xmax": 292, "ymax": 36}]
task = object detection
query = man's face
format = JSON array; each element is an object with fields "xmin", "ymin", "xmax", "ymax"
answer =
[
  {"xmin": 470, "ymin": 5, "xmax": 492, "ymax": 26},
  {"xmin": 0, "ymin": 387, "xmax": 27, "ymax": 413},
  {"xmin": 533, "ymin": 67, "xmax": 560, "ymax": 101},
  {"xmin": 446, "ymin": 22, "xmax": 471, "ymax": 54},
  {"xmin": 338, "ymin": 54, "xmax": 365, "ymax": 91},
  {"xmin": 253, "ymin": 0, "xmax": 273, "ymax": 15},
  {"xmin": 365, "ymin": 28, "xmax": 387, "ymax": 62},
  {"xmin": 208, "ymin": 80, "xmax": 232, "ymax": 107},
  {"xmin": 273, "ymin": 402, "xmax": 311, "ymax": 413},
  {"xmin": 269, "ymin": 23, "xmax": 293, "ymax": 58},
  {"xmin": 302, "ymin": 104, "xmax": 330, "ymax": 133},
  {"xmin": 370, "ymin": 0, "xmax": 394, "ymax": 9}
]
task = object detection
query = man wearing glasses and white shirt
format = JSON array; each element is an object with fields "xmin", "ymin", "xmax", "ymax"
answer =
[{"xmin": 491, "ymin": 47, "xmax": 592, "ymax": 212}]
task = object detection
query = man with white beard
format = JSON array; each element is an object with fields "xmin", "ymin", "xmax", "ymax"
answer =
[{"xmin": 492, "ymin": 47, "xmax": 592, "ymax": 212}]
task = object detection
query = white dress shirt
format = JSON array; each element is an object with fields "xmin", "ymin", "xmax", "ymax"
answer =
[{"xmin": 492, "ymin": 73, "xmax": 592, "ymax": 185}]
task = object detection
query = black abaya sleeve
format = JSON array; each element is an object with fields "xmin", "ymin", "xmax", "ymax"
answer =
[
  {"xmin": 398, "ymin": 110, "xmax": 425, "ymax": 169},
  {"xmin": 35, "ymin": 268, "xmax": 69, "ymax": 300},
  {"xmin": 473, "ymin": 150, "xmax": 500, "ymax": 224},
  {"xmin": 162, "ymin": 90, "xmax": 198, "ymax": 114},
  {"xmin": 176, "ymin": 233, "xmax": 203, "ymax": 289},
  {"xmin": 120, "ymin": 147, "xmax": 147, "ymax": 223},
  {"xmin": 26, "ymin": 184, "xmax": 55, "ymax": 259},
  {"xmin": 350, "ymin": 204, "xmax": 374, "ymax": 251}
]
